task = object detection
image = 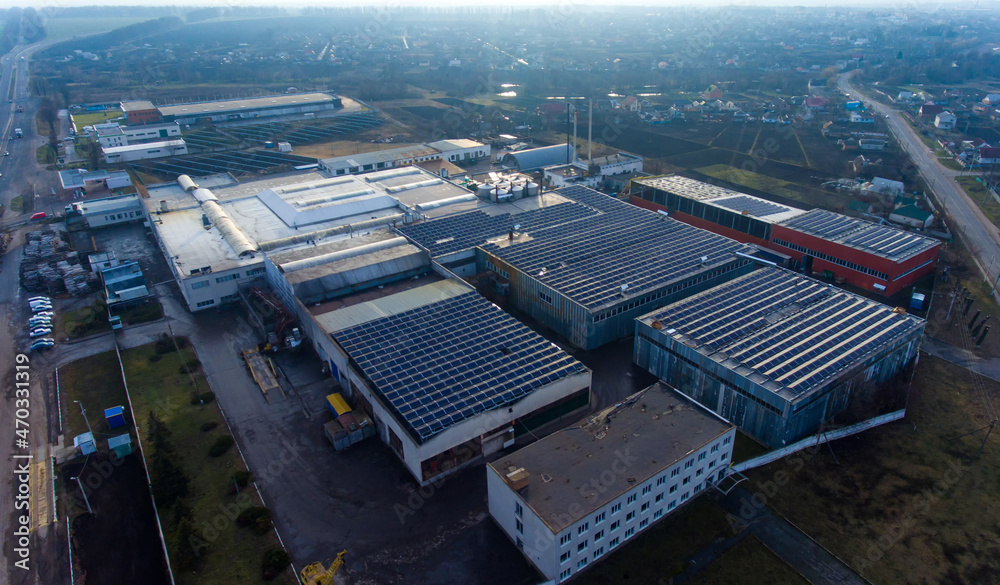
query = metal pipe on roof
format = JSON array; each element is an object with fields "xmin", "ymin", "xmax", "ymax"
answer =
[
  {"xmin": 294, "ymin": 188, "xmax": 376, "ymax": 208},
  {"xmin": 257, "ymin": 213, "xmax": 406, "ymax": 251},
  {"xmin": 280, "ymin": 237, "xmax": 409, "ymax": 273}
]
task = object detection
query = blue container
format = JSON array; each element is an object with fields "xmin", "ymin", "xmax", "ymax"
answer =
[{"xmin": 104, "ymin": 405, "xmax": 127, "ymax": 429}]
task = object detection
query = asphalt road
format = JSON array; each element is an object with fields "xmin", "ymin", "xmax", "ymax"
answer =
[{"xmin": 837, "ymin": 72, "xmax": 1000, "ymax": 285}]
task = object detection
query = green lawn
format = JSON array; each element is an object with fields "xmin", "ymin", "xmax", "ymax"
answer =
[
  {"xmin": 696, "ymin": 164, "xmax": 818, "ymax": 208},
  {"xmin": 938, "ymin": 157, "xmax": 963, "ymax": 171},
  {"xmin": 36, "ymin": 144, "xmax": 55, "ymax": 165},
  {"xmin": 957, "ymin": 175, "xmax": 1000, "ymax": 230},
  {"xmin": 60, "ymin": 341, "xmax": 296, "ymax": 585},
  {"xmin": 42, "ymin": 17, "xmax": 154, "ymax": 41},
  {"xmin": 746, "ymin": 355, "xmax": 1000, "ymax": 584},
  {"xmin": 687, "ymin": 536, "xmax": 808, "ymax": 585},
  {"xmin": 60, "ymin": 302, "xmax": 111, "ymax": 339},
  {"xmin": 71, "ymin": 109, "xmax": 124, "ymax": 129}
]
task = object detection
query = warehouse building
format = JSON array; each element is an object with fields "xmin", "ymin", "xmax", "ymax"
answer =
[
  {"xmin": 120, "ymin": 100, "xmax": 162, "ymax": 125},
  {"xmin": 144, "ymin": 166, "xmax": 488, "ymax": 311},
  {"xmin": 64, "ymin": 194, "xmax": 145, "ymax": 228},
  {"xmin": 261, "ymin": 238, "xmax": 592, "ymax": 485},
  {"xmin": 629, "ymin": 175, "xmax": 807, "ymax": 247},
  {"xmin": 634, "ymin": 267, "xmax": 925, "ymax": 447},
  {"xmin": 501, "ymin": 144, "xmax": 575, "ymax": 171},
  {"xmin": 488, "ymin": 382, "xmax": 735, "ymax": 583},
  {"xmin": 772, "ymin": 209, "xmax": 939, "ymax": 296},
  {"xmin": 398, "ymin": 185, "xmax": 757, "ymax": 350},
  {"xmin": 318, "ymin": 139, "xmax": 489, "ymax": 177},
  {"xmin": 103, "ymin": 139, "xmax": 187, "ymax": 164},
  {"xmin": 158, "ymin": 92, "xmax": 342, "ymax": 125}
]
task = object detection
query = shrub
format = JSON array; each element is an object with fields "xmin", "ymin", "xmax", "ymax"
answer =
[
  {"xmin": 200, "ymin": 421, "xmax": 218, "ymax": 432},
  {"xmin": 233, "ymin": 469, "xmax": 252, "ymax": 487},
  {"xmin": 237, "ymin": 506, "xmax": 272, "ymax": 535},
  {"xmin": 179, "ymin": 358, "xmax": 201, "ymax": 374},
  {"xmin": 148, "ymin": 353, "xmax": 162, "ymax": 363},
  {"xmin": 207, "ymin": 435, "xmax": 234, "ymax": 457},
  {"xmin": 261, "ymin": 548, "xmax": 290, "ymax": 580}
]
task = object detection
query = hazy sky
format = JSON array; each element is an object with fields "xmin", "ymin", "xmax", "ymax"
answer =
[{"xmin": 2, "ymin": 0, "xmax": 978, "ymax": 9}]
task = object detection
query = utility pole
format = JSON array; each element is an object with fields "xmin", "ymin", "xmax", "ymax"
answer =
[
  {"xmin": 73, "ymin": 400, "xmax": 93, "ymax": 436},
  {"xmin": 71, "ymin": 476, "xmax": 93, "ymax": 515}
]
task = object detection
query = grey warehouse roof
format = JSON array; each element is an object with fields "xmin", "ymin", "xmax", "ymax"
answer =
[
  {"xmin": 778, "ymin": 208, "xmax": 938, "ymax": 262},
  {"xmin": 333, "ymin": 291, "xmax": 588, "ymax": 444},
  {"xmin": 158, "ymin": 93, "xmax": 337, "ymax": 118},
  {"xmin": 401, "ymin": 185, "xmax": 754, "ymax": 311},
  {"xmin": 640, "ymin": 267, "xmax": 925, "ymax": 399},
  {"xmin": 502, "ymin": 144, "xmax": 575, "ymax": 171},
  {"xmin": 490, "ymin": 382, "xmax": 732, "ymax": 533}
]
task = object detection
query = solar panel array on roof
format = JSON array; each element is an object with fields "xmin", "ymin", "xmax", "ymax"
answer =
[
  {"xmin": 645, "ymin": 267, "xmax": 924, "ymax": 395},
  {"xmin": 779, "ymin": 209, "xmax": 936, "ymax": 261},
  {"xmin": 712, "ymin": 195, "xmax": 790, "ymax": 218},
  {"xmin": 401, "ymin": 185, "xmax": 753, "ymax": 311},
  {"xmin": 333, "ymin": 291, "xmax": 587, "ymax": 444}
]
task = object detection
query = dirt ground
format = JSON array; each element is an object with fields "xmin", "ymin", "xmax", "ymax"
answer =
[{"xmin": 61, "ymin": 452, "xmax": 170, "ymax": 585}]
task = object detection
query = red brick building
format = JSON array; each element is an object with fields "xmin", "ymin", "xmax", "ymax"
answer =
[{"xmin": 120, "ymin": 100, "xmax": 163, "ymax": 126}]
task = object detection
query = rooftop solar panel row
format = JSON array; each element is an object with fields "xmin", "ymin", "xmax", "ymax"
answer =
[{"xmin": 779, "ymin": 209, "xmax": 936, "ymax": 261}]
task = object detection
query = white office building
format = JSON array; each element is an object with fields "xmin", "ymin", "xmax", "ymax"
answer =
[
  {"xmin": 487, "ymin": 382, "xmax": 735, "ymax": 583},
  {"xmin": 103, "ymin": 139, "xmax": 187, "ymax": 163}
]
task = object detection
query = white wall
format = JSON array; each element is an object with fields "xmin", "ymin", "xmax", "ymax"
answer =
[{"xmin": 180, "ymin": 263, "xmax": 265, "ymax": 311}]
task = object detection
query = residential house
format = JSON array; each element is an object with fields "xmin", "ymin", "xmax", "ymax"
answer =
[
  {"xmin": 934, "ymin": 111, "xmax": 957, "ymax": 130},
  {"xmin": 889, "ymin": 205, "xmax": 933, "ymax": 229},
  {"xmin": 919, "ymin": 103, "xmax": 944, "ymax": 119}
]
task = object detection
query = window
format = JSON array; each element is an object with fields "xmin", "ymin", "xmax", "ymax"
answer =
[
  {"xmin": 681, "ymin": 492, "xmax": 690, "ymax": 502},
  {"xmin": 216, "ymin": 273, "xmax": 240, "ymax": 283},
  {"xmin": 720, "ymin": 452, "xmax": 728, "ymax": 461},
  {"xmin": 694, "ymin": 484, "xmax": 703, "ymax": 494},
  {"xmin": 540, "ymin": 291, "xmax": 553, "ymax": 304},
  {"xmin": 683, "ymin": 476, "xmax": 691, "ymax": 486},
  {"xmin": 577, "ymin": 558, "xmax": 588, "ymax": 569},
  {"xmin": 560, "ymin": 551, "xmax": 571, "ymax": 564},
  {"xmin": 594, "ymin": 529, "xmax": 604, "ymax": 542},
  {"xmin": 516, "ymin": 537, "xmax": 523, "ymax": 550},
  {"xmin": 640, "ymin": 518, "xmax": 649, "ymax": 529},
  {"xmin": 709, "ymin": 461, "xmax": 716, "ymax": 469},
  {"xmin": 669, "ymin": 485, "xmax": 677, "ymax": 494},
  {"xmin": 560, "ymin": 534, "xmax": 571, "ymax": 546},
  {"xmin": 698, "ymin": 452, "xmax": 707, "ymax": 461},
  {"xmin": 696, "ymin": 469, "xmax": 703, "ymax": 477},
  {"xmin": 627, "ymin": 494, "xmax": 637, "ymax": 504},
  {"xmin": 560, "ymin": 569, "xmax": 571, "ymax": 580},
  {"xmin": 191, "ymin": 280, "xmax": 210, "ymax": 290},
  {"xmin": 611, "ymin": 503, "xmax": 621, "ymax": 514},
  {"xmin": 668, "ymin": 500, "xmax": 677, "ymax": 511},
  {"xmin": 642, "ymin": 485, "xmax": 652, "ymax": 496},
  {"xmin": 655, "ymin": 493, "xmax": 664, "ymax": 503},
  {"xmin": 515, "ymin": 502, "xmax": 523, "ymax": 518},
  {"xmin": 246, "ymin": 267, "xmax": 265, "ymax": 276},
  {"xmin": 626, "ymin": 511, "xmax": 635, "ymax": 522},
  {"xmin": 577, "ymin": 540, "xmax": 588, "ymax": 553},
  {"xmin": 196, "ymin": 299, "xmax": 215, "ymax": 308},
  {"xmin": 610, "ymin": 537, "xmax": 620, "ymax": 548},
  {"xmin": 641, "ymin": 502, "xmax": 650, "ymax": 513},
  {"xmin": 610, "ymin": 520, "xmax": 620, "ymax": 532},
  {"xmin": 594, "ymin": 512, "xmax": 605, "ymax": 524},
  {"xmin": 577, "ymin": 523, "xmax": 589, "ymax": 535},
  {"xmin": 711, "ymin": 443, "xmax": 720, "ymax": 453},
  {"xmin": 685, "ymin": 460, "xmax": 694, "ymax": 469},
  {"xmin": 516, "ymin": 519, "xmax": 523, "ymax": 533},
  {"xmin": 671, "ymin": 468, "xmax": 680, "ymax": 477},
  {"xmin": 654, "ymin": 509, "xmax": 664, "ymax": 520},
  {"xmin": 593, "ymin": 547, "xmax": 604, "ymax": 559},
  {"xmin": 220, "ymin": 293, "xmax": 239, "ymax": 303},
  {"xmin": 656, "ymin": 476, "xmax": 666, "ymax": 486},
  {"xmin": 625, "ymin": 527, "xmax": 635, "ymax": 539}
]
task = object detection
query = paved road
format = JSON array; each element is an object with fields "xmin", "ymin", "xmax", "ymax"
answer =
[{"xmin": 838, "ymin": 72, "xmax": 1000, "ymax": 285}]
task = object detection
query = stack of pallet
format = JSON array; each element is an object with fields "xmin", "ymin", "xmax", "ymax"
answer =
[{"xmin": 19, "ymin": 229, "xmax": 100, "ymax": 295}]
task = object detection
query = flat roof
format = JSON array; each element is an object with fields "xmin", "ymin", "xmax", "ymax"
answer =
[
  {"xmin": 58, "ymin": 169, "xmax": 131, "ymax": 190},
  {"xmin": 331, "ymin": 288, "xmax": 589, "ymax": 444},
  {"xmin": 778, "ymin": 208, "xmax": 939, "ymax": 262},
  {"xmin": 489, "ymin": 382, "xmax": 733, "ymax": 533},
  {"xmin": 120, "ymin": 100, "xmax": 155, "ymax": 112},
  {"xmin": 320, "ymin": 145, "xmax": 441, "ymax": 170},
  {"xmin": 158, "ymin": 93, "xmax": 337, "ymax": 118},
  {"xmin": 639, "ymin": 267, "xmax": 925, "ymax": 401},
  {"xmin": 401, "ymin": 185, "xmax": 755, "ymax": 311},
  {"xmin": 74, "ymin": 194, "xmax": 142, "ymax": 216},
  {"xmin": 103, "ymin": 139, "xmax": 185, "ymax": 154},
  {"xmin": 426, "ymin": 139, "xmax": 484, "ymax": 151},
  {"xmin": 635, "ymin": 176, "xmax": 807, "ymax": 224}
]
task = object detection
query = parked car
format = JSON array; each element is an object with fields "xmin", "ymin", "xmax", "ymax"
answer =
[
  {"xmin": 30, "ymin": 339, "xmax": 55, "ymax": 351},
  {"xmin": 29, "ymin": 212, "xmax": 46, "ymax": 220},
  {"xmin": 28, "ymin": 318, "xmax": 51, "ymax": 327},
  {"xmin": 32, "ymin": 311, "xmax": 53, "ymax": 317},
  {"xmin": 29, "ymin": 328, "xmax": 52, "ymax": 338},
  {"xmin": 30, "ymin": 304, "xmax": 52, "ymax": 312},
  {"xmin": 27, "ymin": 296, "xmax": 50, "ymax": 303}
]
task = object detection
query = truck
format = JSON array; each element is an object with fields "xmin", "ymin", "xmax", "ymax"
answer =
[
  {"xmin": 14, "ymin": 128, "xmax": 22, "ymax": 138},
  {"xmin": 16, "ymin": 105, "xmax": 23, "ymax": 113}
]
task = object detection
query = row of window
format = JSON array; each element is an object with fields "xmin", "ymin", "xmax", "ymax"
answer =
[
  {"xmin": 539, "ymin": 291, "xmax": 553, "ymax": 304},
  {"xmin": 102, "ymin": 210, "xmax": 140, "ymax": 222},
  {"xmin": 592, "ymin": 262, "xmax": 748, "ymax": 324},
  {"xmin": 196, "ymin": 299, "xmax": 215, "ymax": 308},
  {"xmin": 636, "ymin": 187, "xmax": 772, "ymax": 241},
  {"xmin": 771, "ymin": 238, "xmax": 889, "ymax": 280}
]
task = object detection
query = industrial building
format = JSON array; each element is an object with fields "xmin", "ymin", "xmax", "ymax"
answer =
[
  {"xmin": 157, "ymin": 93, "xmax": 343, "ymax": 125},
  {"xmin": 318, "ymin": 140, "xmax": 489, "ymax": 177},
  {"xmin": 772, "ymin": 209, "xmax": 939, "ymax": 296},
  {"xmin": 629, "ymin": 175, "xmax": 807, "ymax": 247},
  {"xmin": 120, "ymin": 100, "xmax": 162, "ymax": 125},
  {"xmin": 64, "ymin": 194, "xmax": 145, "ymax": 228},
  {"xmin": 630, "ymin": 176, "xmax": 940, "ymax": 296},
  {"xmin": 501, "ymin": 144, "xmax": 575, "ymax": 171},
  {"xmin": 143, "ymin": 167, "xmax": 489, "ymax": 312},
  {"xmin": 103, "ymin": 139, "xmax": 188, "ymax": 164},
  {"xmin": 488, "ymin": 383, "xmax": 735, "ymax": 583},
  {"xmin": 634, "ymin": 267, "xmax": 925, "ymax": 447},
  {"xmin": 58, "ymin": 169, "xmax": 132, "ymax": 191},
  {"xmin": 123, "ymin": 122, "xmax": 182, "ymax": 142},
  {"xmin": 398, "ymin": 185, "xmax": 757, "ymax": 350}
]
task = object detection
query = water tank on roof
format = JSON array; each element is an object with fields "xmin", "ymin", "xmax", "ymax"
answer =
[
  {"xmin": 493, "ymin": 188, "xmax": 509, "ymax": 202},
  {"xmin": 527, "ymin": 182, "xmax": 539, "ymax": 196},
  {"xmin": 477, "ymin": 183, "xmax": 494, "ymax": 198},
  {"xmin": 511, "ymin": 184, "xmax": 524, "ymax": 199}
]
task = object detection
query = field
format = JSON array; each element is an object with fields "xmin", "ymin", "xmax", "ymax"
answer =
[
  {"xmin": 60, "ymin": 341, "xmax": 296, "ymax": 585},
  {"xmin": 71, "ymin": 109, "xmax": 124, "ymax": 129},
  {"xmin": 957, "ymin": 176, "xmax": 1000, "ymax": 230},
  {"xmin": 746, "ymin": 354, "xmax": 1000, "ymax": 585},
  {"xmin": 686, "ymin": 537, "xmax": 808, "ymax": 585},
  {"xmin": 694, "ymin": 163, "xmax": 836, "ymax": 210},
  {"xmin": 42, "ymin": 17, "xmax": 155, "ymax": 42}
]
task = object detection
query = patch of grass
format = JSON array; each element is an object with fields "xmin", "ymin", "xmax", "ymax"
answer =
[
  {"xmin": 687, "ymin": 536, "xmax": 808, "ymax": 585},
  {"xmin": 746, "ymin": 355, "xmax": 1000, "ymax": 585},
  {"xmin": 60, "ymin": 301, "xmax": 111, "ymax": 339},
  {"xmin": 696, "ymin": 163, "xmax": 820, "ymax": 208},
  {"xmin": 71, "ymin": 109, "xmax": 124, "ymax": 129},
  {"xmin": 957, "ymin": 176, "xmax": 1000, "ymax": 230},
  {"xmin": 938, "ymin": 157, "xmax": 963, "ymax": 171},
  {"xmin": 120, "ymin": 340, "xmax": 296, "ymax": 585},
  {"xmin": 36, "ymin": 144, "xmax": 56, "ymax": 164},
  {"xmin": 60, "ymin": 350, "xmax": 130, "ymax": 440},
  {"xmin": 121, "ymin": 301, "xmax": 163, "ymax": 325},
  {"xmin": 10, "ymin": 196, "xmax": 25, "ymax": 212},
  {"xmin": 576, "ymin": 498, "xmax": 733, "ymax": 584},
  {"xmin": 733, "ymin": 431, "xmax": 768, "ymax": 463},
  {"xmin": 43, "ymin": 17, "xmax": 154, "ymax": 42}
]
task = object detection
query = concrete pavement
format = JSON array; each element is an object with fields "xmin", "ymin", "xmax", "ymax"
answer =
[{"xmin": 838, "ymin": 73, "xmax": 1000, "ymax": 288}]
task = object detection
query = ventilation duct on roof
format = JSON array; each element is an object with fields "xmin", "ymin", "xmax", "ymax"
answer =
[
  {"xmin": 278, "ymin": 177, "xmax": 355, "ymax": 194},
  {"xmin": 363, "ymin": 167, "xmax": 421, "ymax": 182},
  {"xmin": 414, "ymin": 193, "xmax": 477, "ymax": 211},
  {"xmin": 280, "ymin": 237, "xmax": 409, "ymax": 273},
  {"xmin": 202, "ymin": 200, "xmax": 257, "ymax": 257},
  {"xmin": 177, "ymin": 175, "xmax": 199, "ymax": 192},
  {"xmin": 257, "ymin": 213, "xmax": 407, "ymax": 251},
  {"xmin": 294, "ymin": 188, "xmax": 376, "ymax": 208},
  {"xmin": 385, "ymin": 179, "xmax": 443, "ymax": 193}
]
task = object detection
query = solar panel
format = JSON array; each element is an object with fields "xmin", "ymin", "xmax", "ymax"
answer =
[
  {"xmin": 779, "ymin": 209, "xmax": 936, "ymax": 261},
  {"xmin": 712, "ymin": 195, "xmax": 790, "ymax": 218}
]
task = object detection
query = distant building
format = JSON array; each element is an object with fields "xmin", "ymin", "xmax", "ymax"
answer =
[
  {"xmin": 91, "ymin": 123, "xmax": 126, "ymax": 148},
  {"xmin": 65, "ymin": 194, "xmax": 145, "ymax": 228},
  {"xmin": 543, "ymin": 163, "xmax": 599, "ymax": 188},
  {"xmin": 500, "ymin": 144, "xmax": 575, "ymax": 171},
  {"xmin": 934, "ymin": 111, "xmax": 957, "ymax": 130},
  {"xmin": 103, "ymin": 139, "xmax": 187, "ymax": 164},
  {"xmin": 866, "ymin": 177, "xmax": 905, "ymax": 198},
  {"xmin": 858, "ymin": 138, "xmax": 886, "ymax": 151},
  {"xmin": 122, "ymin": 122, "xmax": 182, "ymax": 143},
  {"xmin": 919, "ymin": 103, "xmax": 944, "ymax": 119},
  {"xmin": 889, "ymin": 205, "xmax": 934, "ymax": 229},
  {"xmin": 120, "ymin": 100, "xmax": 162, "ymax": 126},
  {"xmin": 318, "ymin": 140, "xmax": 488, "ymax": 176},
  {"xmin": 157, "ymin": 92, "xmax": 342, "ymax": 125},
  {"xmin": 487, "ymin": 383, "xmax": 735, "ymax": 584}
]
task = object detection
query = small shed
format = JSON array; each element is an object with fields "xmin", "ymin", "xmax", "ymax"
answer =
[
  {"xmin": 104, "ymin": 406, "xmax": 127, "ymax": 429},
  {"xmin": 108, "ymin": 434, "xmax": 132, "ymax": 458},
  {"xmin": 74, "ymin": 432, "xmax": 96, "ymax": 456},
  {"xmin": 326, "ymin": 393, "xmax": 352, "ymax": 418}
]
